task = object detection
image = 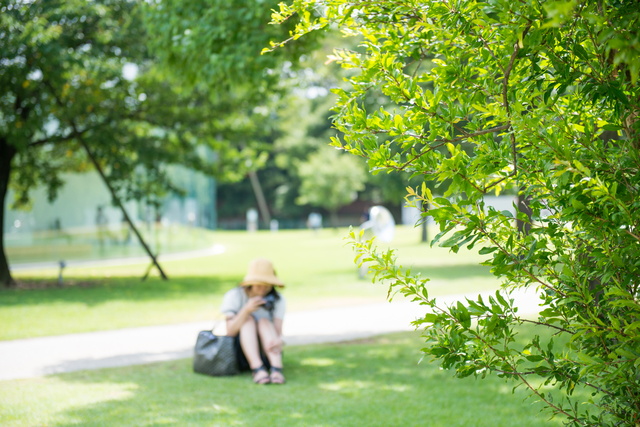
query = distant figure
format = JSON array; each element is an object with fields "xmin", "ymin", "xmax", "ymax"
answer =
[
  {"xmin": 307, "ymin": 212, "xmax": 322, "ymax": 233},
  {"xmin": 246, "ymin": 208, "xmax": 258, "ymax": 232},
  {"xmin": 96, "ymin": 206, "xmax": 108, "ymax": 249},
  {"xmin": 360, "ymin": 208, "xmax": 370, "ymax": 224},
  {"xmin": 220, "ymin": 258, "xmax": 286, "ymax": 385},
  {"xmin": 52, "ymin": 217, "xmax": 72, "ymax": 244}
]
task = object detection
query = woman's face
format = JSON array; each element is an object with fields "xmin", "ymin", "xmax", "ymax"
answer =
[{"xmin": 249, "ymin": 284, "xmax": 273, "ymax": 297}]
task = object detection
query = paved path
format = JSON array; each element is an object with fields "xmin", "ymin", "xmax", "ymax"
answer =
[
  {"xmin": 10, "ymin": 244, "xmax": 226, "ymax": 271},
  {"xmin": 0, "ymin": 288, "xmax": 541, "ymax": 381}
]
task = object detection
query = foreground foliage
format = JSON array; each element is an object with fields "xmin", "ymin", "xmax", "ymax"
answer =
[{"xmin": 270, "ymin": 0, "xmax": 640, "ymax": 425}]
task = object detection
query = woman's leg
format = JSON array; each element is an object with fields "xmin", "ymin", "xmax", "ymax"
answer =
[
  {"xmin": 257, "ymin": 318, "xmax": 285, "ymax": 383},
  {"xmin": 239, "ymin": 317, "xmax": 269, "ymax": 383}
]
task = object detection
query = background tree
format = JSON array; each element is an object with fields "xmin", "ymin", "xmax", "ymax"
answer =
[
  {"xmin": 216, "ymin": 91, "xmax": 336, "ymax": 225},
  {"xmin": 143, "ymin": 0, "xmax": 319, "ymax": 92},
  {"xmin": 0, "ymin": 0, "xmax": 305, "ymax": 287},
  {"xmin": 215, "ymin": 32, "xmax": 421, "ymax": 225},
  {"xmin": 270, "ymin": 0, "xmax": 640, "ymax": 426},
  {"xmin": 144, "ymin": 0, "xmax": 329, "ymax": 226},
  {"xmin": 296, "ymin": 146, "xmax": 367, "ymax": 226}
]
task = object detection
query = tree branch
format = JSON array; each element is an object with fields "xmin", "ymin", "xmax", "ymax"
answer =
[
  {"xmin": 502, "ymin": 25, "xmax": 532, "ymax": 177},
  {"xmin": 483, "ymin": 170, "xmax": 517, "ymax": 193},
  {"xmin": 395, "ymin": 125, "xmax": 511, "ymax": 170}
]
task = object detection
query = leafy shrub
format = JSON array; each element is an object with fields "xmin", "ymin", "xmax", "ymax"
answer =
[{"xmin": 270, "ymin": 1, "xmax": 640, "ymax": 425}]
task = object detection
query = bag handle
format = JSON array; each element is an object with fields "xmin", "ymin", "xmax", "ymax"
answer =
[{"xmin": 211, "ymin": 313, "xmax": 227, "ymax": 335}]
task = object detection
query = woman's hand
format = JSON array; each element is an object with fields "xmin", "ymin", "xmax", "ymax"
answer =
[
  {"xmin": 266, "ymin": 336, "xmax": 284, "ymax": 354},
  {"xmin": 242, "ymin": 296, "xmax": 266, "ymax": 314}
]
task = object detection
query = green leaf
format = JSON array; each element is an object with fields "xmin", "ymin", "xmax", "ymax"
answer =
[
  {"xmin": 614, "ymin": 348, "xmax": 638, "ymax": 359},
  {"xmin": 576, "ymin": 352, "xmax": 599, "ymax": 365},
  {"xmin": 456, "ymin": 301, "xmax": 471, "ymax": 328},
  {"xmin": 422, "ymin": 313, "xmax": 439, "ymax": 323},
  {"xmin": 525, "ymin": 355, "xmax": 544, "ymax": 362},
  {"xmin": 602, "ymin": 124, "xmax": 622, "ymax": 131},
  {"xmin": 495, "ymin": 291, "xmax": 509, "ymax": 308},
  {"xmin": 525, "ymin": 239, "xmax": 537, "ymax": 260},
  {"xmin": 573, "ymin": 43, "xmax": 589, "ymax": 61},
  {"xmin": 479, "ymin": 246, "xmax": 498, "ymax": 255},
  {"xmin": 539, "ymin": 308, "xmax": 560, "ymax": 318},
  {"xmin": 570, "ymin": 198, "xmax": 585, "ymax": 210}
]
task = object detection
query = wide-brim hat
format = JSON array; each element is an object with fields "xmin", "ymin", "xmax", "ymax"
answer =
[{"xmin": 239, "ymin": 258, "xmax": 284, "ymax": 287}]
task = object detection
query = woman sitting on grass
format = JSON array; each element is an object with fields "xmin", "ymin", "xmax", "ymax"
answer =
[{"xmin": 220, "ymin": 258, "xmax": 286, "ymax": 385}]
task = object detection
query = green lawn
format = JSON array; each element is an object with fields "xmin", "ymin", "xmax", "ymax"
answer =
[
  {"xmin": 1, "ymin": 227, "xmax": 581, "ymax": 427},
  {"xmin": 0, "ymin": 331, "xmax": 565, "ymax": 427},
  {"xmin": 1, "ymin": 226, "xmax": 499, "ymax": 340}
]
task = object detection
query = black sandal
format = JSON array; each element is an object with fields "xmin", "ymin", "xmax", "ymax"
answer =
[
  {"xmin": 270, "ymin": 366, "xmax": 286, "ymax": 384},
  {"xmin": 252, "ymin": 365, "xmax": 270, "ymax": 385}
]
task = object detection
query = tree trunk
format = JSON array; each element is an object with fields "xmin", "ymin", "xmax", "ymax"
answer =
[
  {"xmin": 248, "ymin": 170, "xmax": 271, "ymax": 225},
  {"xmin": 78, "ymin": 138, "xmax": 168, "ymax": 280},
  {"xmin": 330, "ymin": 210, "xmax": 338, "ymax": 228},
  {"xmin": 421, "ymin": 200, "xmax": 429, "ymax": 243},
  {"xmin": 0, "ymin": 138, "xmax": 16, "ymax": 288},
  {"xmin": 516, "ymin": 193, "xmax": 532, "ymax": 236}
]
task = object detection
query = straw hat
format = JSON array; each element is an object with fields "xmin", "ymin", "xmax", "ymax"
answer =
[{"xmin": 239, "ymin": 258, "xmax": 284, "ymax": 287}]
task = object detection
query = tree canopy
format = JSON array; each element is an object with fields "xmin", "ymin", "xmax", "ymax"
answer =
[
  {"xmin": 296, "ymin": 146, "xmax": 367, "ymax": 225},
  {"xmin": 143, "ymin": 0, "xmax": 319, "ymax": 91},
  {"xmin": 214, "ymin": 31, "xmax": 422, "ymax": 224},
  {"xmin": 0, "ymin": 0, "xmax": 308, "ymax": 286},
  {"xmin": 270, "ymin": 0, "xmax": 640, "ymax": 425}
]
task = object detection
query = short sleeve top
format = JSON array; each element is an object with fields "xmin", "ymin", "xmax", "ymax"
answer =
[{"xmin": 219, "ymin": 287, "xmax": 286, "ymax": 320}]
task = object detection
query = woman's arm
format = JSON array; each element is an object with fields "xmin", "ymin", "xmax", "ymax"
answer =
[
  {"xmin": 225, "ymin": 296, "xmax": 265, "ymax": 336},
  {"xmin": 263, "ymin": 317, "xmax": 284, "ymax": 354},
  {"xmin": 273, "ymin": 318, "xmax": 283, "ymax": 336}
]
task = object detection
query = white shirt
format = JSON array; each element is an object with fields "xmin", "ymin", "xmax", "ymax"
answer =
[{"xmin": 219, "ymin": 287, "xmax": 286, "ymax": 320}]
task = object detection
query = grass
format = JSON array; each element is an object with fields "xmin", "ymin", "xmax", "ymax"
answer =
[
  {"xmin": 0, "ymin": 331, "xmax": 566, "ymax": 427},
  {"xmin": 1, "ymin": 226, "xmax": 500, "ymax": 341},
  {"xmin": 1, "ymin": 227, "xmax": 585, "ymax": 426}
]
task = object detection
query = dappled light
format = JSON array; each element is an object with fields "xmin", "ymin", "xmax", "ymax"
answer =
[
  {"xmin": 319, "ymin": 380, "xmax": 372, "ymax": 393},
  {"xmin": 299, "ymin": 358, "xmax": 335, "ymax": 367}
]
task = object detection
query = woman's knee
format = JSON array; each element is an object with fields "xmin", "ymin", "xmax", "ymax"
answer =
[
  {"xmin": 239, "ymin": 316, "xmax": 258, "ymax": 334},
  {"xmin": 256, "ymin": 317, "xmax": 275, "ymax": 331}
]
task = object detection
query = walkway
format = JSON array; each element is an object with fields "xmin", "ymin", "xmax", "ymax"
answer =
[
  {"xmin": 10, "ymin": 244, "xmax": 227, "ymax": 272},
  {"xmin": 0, "ymin": 288, "xmax": 540, "ymax": 381}
]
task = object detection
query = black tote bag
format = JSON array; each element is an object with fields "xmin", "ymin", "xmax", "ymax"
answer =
[{"xmin": 193, "ymin": 330, "xmax": 239, "ymax": 376}]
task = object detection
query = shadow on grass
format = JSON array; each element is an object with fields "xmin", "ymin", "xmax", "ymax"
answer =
[
  {"xmin": 44, "ymin": 333, "xmax": 559, "ymax": 427},
  {"xmin": 0, "ymin": 264, "xmax": 492, "ymax": 309},
  {"xmin": 0, "ymin": 276, "xmax": 236, "ymax": 308}
]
